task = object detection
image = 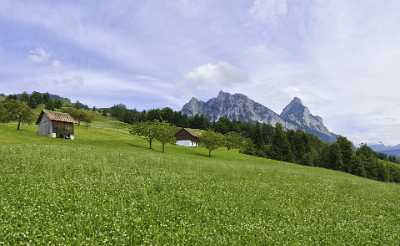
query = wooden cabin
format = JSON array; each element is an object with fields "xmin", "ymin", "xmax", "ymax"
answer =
[
  {"xmin": 36, "ymin": 110, "xmax": 77, "ymax": 139},
  {"xmin": 175, "ymin": 128, "xmax": 204, "ymax": 147}
]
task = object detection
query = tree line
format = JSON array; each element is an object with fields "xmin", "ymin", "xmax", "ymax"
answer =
[
  {"xmin": 129, "ymin": 121, "xmax": 246, "ymax": 157},
  {"xmin": 0, "ymin": 92, "xmax": 95, "ymax": 129},
  {"xmin": 1, "ymin": 93, "xmax": 400, "ymax": 183}
]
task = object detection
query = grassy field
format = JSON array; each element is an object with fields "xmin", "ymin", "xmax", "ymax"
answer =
[{"xmin": 1, "ymin": 122, "xmax": 400, "ymax": 245}]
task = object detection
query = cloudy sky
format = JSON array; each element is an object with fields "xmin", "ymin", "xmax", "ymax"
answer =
[{"xmin": 1, "ymin": 0, "xmax": 400, "ymax": 145}]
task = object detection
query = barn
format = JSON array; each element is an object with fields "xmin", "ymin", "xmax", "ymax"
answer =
[
  {"xmin": 175, "ymin": 128, "xmax": 204, "ymax": 147},
  {"xmin": 36, "ymin": 110, "xmax": 77, "ymax": 139}
]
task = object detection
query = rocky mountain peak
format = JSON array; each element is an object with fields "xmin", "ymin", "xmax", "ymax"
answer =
[
  {"xmin": 181, "ymin": 91, "xmax": 337, "ymax": 142},
  {"xmin": 280, "ymin": 97, "xmax": 335, "ymax": 141},
  {"xmin": 217, "ymin": 90, "xmax": 229, "ymax": 98},
  {"xmin": 291, "ymin": 97, "xmax": 303, "ymax": 104},
  {"xmin": 188, "ymin": 97, "xmax": 201, "ymax": 103},
  {"xmin": 281, "ymin": 97, "xmax": 308, "ymax": 120}
]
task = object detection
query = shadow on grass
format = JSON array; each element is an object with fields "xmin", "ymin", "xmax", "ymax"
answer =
[
  {"xmin": 178, "ymin": 148, "xmax": 213, "ymax": 158},
  {"xmin": 127, "ymin": 143, "xmax": 163, "ymax": 153}
]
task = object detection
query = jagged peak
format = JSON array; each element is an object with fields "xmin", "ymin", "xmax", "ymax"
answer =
[
  {"xmin": 281, "ymin": 97, "xmax": 307, "ymax": 116},
  {"xmin": 217, "ymin": 90, "xmax": 230, "ymax": 97},
  {"xmin": 189, "ymin": 97, "xmax": 199, "ymax": 102},
  {"xmin": 290, "ymin": 97, "xmax": 303, "ymax": 105},
  {"xmin": 187, "ymin": 97, "xmax": 204, "ymax": 104}
]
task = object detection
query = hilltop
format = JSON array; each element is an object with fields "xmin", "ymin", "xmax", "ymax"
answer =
[{"xmin": 0, "ymin": 117, "xmax": 400, "ymax": 244}]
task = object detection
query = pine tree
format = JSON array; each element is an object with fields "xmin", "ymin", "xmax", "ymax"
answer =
[
  {"xmin": 322, "ymin": 143, "xmax": 344, "ymax": 170},
  {"xmin": 271, "ymin": 123, "xmax": 293, "ymax": 162},
  {"xmin": 336, "ymin": 137, "xmax": 354, "ymax": 171}
]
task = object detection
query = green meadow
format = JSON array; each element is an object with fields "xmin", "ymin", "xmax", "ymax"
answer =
[{"xmin": 1, "ymin": 122, "xmax": 400, "ymax": 245}]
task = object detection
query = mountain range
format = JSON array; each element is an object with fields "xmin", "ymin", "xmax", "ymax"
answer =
[
  {"xmin": 181, "ymin": 91, "xmax": 337, "ymax": 142},
  {"xmin": 369, "ymin": 144, "xmax": 400, "ymax": 157}
]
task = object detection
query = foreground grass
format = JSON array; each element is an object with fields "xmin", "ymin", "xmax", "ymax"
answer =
[{"xmin": 1, "ymin": 123, "xmax": 400, "ymax": 244}]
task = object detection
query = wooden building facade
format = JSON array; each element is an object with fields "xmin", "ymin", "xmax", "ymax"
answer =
[
  {"xmin": 36, "ymin": 110, "xmax": 77, "ymax": 139},
  {"xmin": 175, "ymin": 128, "xmax": 204, "ymax": 147}
]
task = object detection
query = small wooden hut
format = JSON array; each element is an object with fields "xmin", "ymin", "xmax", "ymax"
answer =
[
  {"xmin": 175, "ymin": 128, "xmax": 204, "ymax": 147},
  {"xmin": 36, "ymin": 110, "xmax": 77, "ymax": 139}
]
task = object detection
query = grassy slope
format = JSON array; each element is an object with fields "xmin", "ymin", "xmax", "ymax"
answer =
[{"xmin": 0, "ymin": 122, "xmax": 400, "ymax": 245}]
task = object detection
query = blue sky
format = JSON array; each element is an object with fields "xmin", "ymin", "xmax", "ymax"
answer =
[{"xmin": 1, "ymin": 0, "xmax": 400, "ymax": 145}]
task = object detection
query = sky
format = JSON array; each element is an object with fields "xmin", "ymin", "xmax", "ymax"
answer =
[{"xmin": 1, "ymin": 0, "xmax": 400, "ymax": 145}]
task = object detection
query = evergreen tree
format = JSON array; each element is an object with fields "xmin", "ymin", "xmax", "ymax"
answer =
[
  {"xmin": 350, "ymin": 155, "xmax": 367, "ymax": 177},
  {"xmin": 252, "ymin": 122, "xmax": 265, "ymax": 147},
  {"xmin": 323, "ymin": 143, "xmax": 344, "ymax": 170},
  {"xmin": 19, "ymin": 92, "xmax": 30, "ymax": 104},
  {"xmin": 271, "ymin": 123, "xmax": 293, "ymax": 162},
  {"xmin": 29, "ymin": 91, "xmax": 43, "ymax": 108},
  {"xmin": 356, "ymin": 145, "xmax": 379, "ymax": 179},
  {"xmin": 336, "ymin": 137, "xmax": 354, "ymax": 171}
]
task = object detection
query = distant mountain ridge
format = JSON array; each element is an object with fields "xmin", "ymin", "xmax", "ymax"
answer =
[
  {"xmin": 369, "ymin": 144, "xmax": 400, "ymax": 157},
  {"xmin": 181, "ymin": 91, "xmax": 337, "ymax": 142}
]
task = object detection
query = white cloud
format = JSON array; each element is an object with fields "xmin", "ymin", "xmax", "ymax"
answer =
[
  {"xmin": 185, "ymin": 62, "xmax": 248, "ymax": 86},
  {"xmin": 28, "ymin": 48, "xmax": 63, "ymax": 70},
  {"xmin": 0, "ymin": 1, "xmax": 153, "ymax": 73},
  {"xmin": 28, "ymin": 48, "xmax": 50, "ymax": 64}
]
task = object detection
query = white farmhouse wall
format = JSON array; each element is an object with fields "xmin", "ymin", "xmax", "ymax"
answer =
[{"xmin": 176, "ymin": 140, "xmax": 198, "ymax": 147}]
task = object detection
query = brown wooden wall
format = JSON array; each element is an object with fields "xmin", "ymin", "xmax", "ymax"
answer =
[
  {"xmin": 175, "ymin": 129, "xmax": 199, "ymax": 143},
  {"xmin": 52, "ymin": 121, "xmax": 74, "ymax": 137}
]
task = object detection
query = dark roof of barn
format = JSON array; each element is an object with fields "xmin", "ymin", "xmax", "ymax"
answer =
[
  {"xmin": 177, "ymin": 128, "xmax": 205, "ymax": 138},
  {"xmin": 36, "ymin": 110, "xmax": 77, "ymax": 124}
]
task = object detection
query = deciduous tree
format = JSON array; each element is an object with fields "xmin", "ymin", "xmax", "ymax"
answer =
[
  {"xmin": 130, "ymin": 121, "xmax": 158, "ymax": 149},
  {"xmin": 224, "ymin": 132, "xmax": 246, "ymax": 151},
  {"xmin": 154, "ymin": 122, "xmax": 177, "ymax": 153},
  {"xmin": 200, "ymin": 130, "xmax": 224, "ymax": 157},
  {"xmin": 1, "ymin": 99, "xmax": 34, "ymax": 130}
]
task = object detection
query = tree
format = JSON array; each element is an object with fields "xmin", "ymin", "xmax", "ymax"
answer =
[
  {"xmin": 0, "ymin": 102, "xmax": 7, "ymax": 122},
  {"xmin": 200, "ymin": 129, "xmax": 224, "ymax": 157},
  {"xmin": 130, "ymin": 121, "xmax": 158, "ymax": 149},
  {"xmin": 224, "ymin": 132, "xmax": 246, "ymax": 151},
  {"xmin": 350, "ymin": 155, "xmax": 367, "ymax": 177},
  {"xmin": 81, "ymin": 111, "xmax": 96, "ymax": 127},
  {"xmin": 323, "ymin": 143, "xmax": 344, "ymax": 170},
  {"xmin": 1, "ymin": 99, "xmax": 34, "ymax": 130},
  {"xmin": 62, "ymin": 108, "xmax": 94, "ymax": 126},
  {"xmin": 73, "ymin": 101, "xmax": 89, "ymax": 110},
  {"xmin": 189, "ymin": 114, "xmax": 209, "ymax": 130},
  {"xmin": 19, "ymin": 92, "xmax": 30, "ymax": 104},
  {"xmin": 29, "ymin": 91, "xmax": 43, "ymax": 108},
  {"xmin": 270, "ymin": 123, "xmax": 293, "ymax": 162},
  {"xmin": 356, "ymin": 145, "xmax": 380, "ymax": 179},
  {"xmin": 252, "ymin": 122, "xmax": 265, "ymax": 147},
  {"xmin": 214, "ymin": 117, "xmax": 233, "ymax": 134},
  {"xmin": 154, "ymin": 122, "xmax": 176, "ymax": 153},
  {"xmin": 336, "ymin": 136, "xmax": 354, "ymax": 171}
]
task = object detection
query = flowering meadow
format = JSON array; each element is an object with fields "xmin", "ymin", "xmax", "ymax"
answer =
[{"xmin": 0, "ymin": 124, "xmax": 400, "ymax": 245}]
